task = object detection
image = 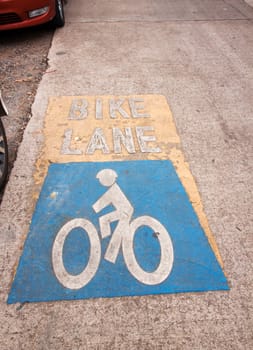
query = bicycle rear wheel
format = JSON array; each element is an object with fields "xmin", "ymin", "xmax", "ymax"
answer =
[
  {"xmin": 52, "ymin": 218, "xmax": 101, "ymax": 289},
  {"xmin": 0, "ymin": 118, "xmax": 8, "ymax": 189}
]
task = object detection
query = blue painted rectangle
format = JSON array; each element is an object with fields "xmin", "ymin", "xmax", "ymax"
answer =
[{"xmin": 8, "ymin": 160, "xmax": 229, "ymax": 303}]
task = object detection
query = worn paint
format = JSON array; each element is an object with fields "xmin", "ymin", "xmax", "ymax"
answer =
[
  {"xmin": 8, "ymin": 95, "xmax": 229, "ymax": 303},
  {"xmin": 8, "ymin": 160, "xmax": 228, "ymax": 303},
  {"xmin": 34, "ymin": 95, "xmax": 223, "ymax": 266},
  {"xmin": 39, "ymin": 95, "xmax": 180, "ymax": 163}
]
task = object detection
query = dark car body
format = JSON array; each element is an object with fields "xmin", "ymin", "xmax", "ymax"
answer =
[{"xmin": 0, "ymin": 0, "xmax": 64, "ymax": 30}]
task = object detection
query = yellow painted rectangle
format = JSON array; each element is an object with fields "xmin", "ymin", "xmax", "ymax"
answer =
[{"xmin": 43, "ymin": 95, "xmax": 179, "ymax": 163}]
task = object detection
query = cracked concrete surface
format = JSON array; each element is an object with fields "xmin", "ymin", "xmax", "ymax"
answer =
[{"xmin": 0, "ymin": 0, "xmax": 252, "ymax": 349}]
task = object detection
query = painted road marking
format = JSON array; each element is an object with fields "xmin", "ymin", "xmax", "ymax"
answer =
[
  {"xmin": 8, "ymin": 161, "xmax": 228, "ymax": 303},
  {"xmin": 39, "ymin": 95, "xmax": 180, "ymax": 163},
  {"xmin": 8, "ymin": 95, "xmax": 229, "ymax": 303},
  {"xmin": 52, "ymin": 168, "xmax": 174, "ymax": 289},
  {"xmin": 34, "ymin": 95, "xmax": 223, "ymax": 265}
]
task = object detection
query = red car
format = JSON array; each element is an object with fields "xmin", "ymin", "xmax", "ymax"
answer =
[{"xmin": 0, "ymin": 0, "xmax": 65, "ymax": 30}]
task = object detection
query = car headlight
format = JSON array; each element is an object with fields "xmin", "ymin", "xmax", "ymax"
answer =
[{"xmin": 28, "ymin": 6, "xmax": 49, "ymax": 18}]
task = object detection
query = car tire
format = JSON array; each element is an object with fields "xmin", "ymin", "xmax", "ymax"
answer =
[
  {"xmin": 52, "ymin": 0, "xmax": 65, "ymax": 28},
  {"xmin": 0, "ymin": 118, "xmax": 8, "ymax": 190}
]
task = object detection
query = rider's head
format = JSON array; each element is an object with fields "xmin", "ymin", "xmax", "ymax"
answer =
[{"xmin": 96, "ymin": 169, "xmax": 118, "ymax": 187}]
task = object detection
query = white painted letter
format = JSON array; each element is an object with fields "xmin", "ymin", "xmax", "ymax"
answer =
[
  {"xmin": 136, "ymin": 126, "xmax": 161, "ymax": 153},
  {"xmin": 61, "ymin": 129, "xmax": 83, "ymax": 155},
  {"xmin": 95, "ymin": 99, "xmax": 103, "ymax": 119},
  {"xmin": 113, "ymin": 127, "xmax": 136, "ymax": 154},
  {"xmin": 86, "ymin": 128, "xmax": 110, "ymax": 154},
  {"xmin": 129, "ymin": 98, "xmax": 150, "ymax": 118},
  {"xmin": 69, "ymin": 99, "xmax": 88, "ymax": 119},
  {"xmin": 109, "ymin": 99, "xmax": 130, "ymax": 119}
]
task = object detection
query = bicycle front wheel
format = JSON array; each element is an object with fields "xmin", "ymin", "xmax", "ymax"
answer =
[{"xmin": 123, "ymin": 216, "xmax": 174, "ymax": 285}]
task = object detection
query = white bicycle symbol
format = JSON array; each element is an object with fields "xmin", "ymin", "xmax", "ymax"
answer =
[{"xmin": 52, "ymin": 169, "xmax": 174, "ymax": 290}]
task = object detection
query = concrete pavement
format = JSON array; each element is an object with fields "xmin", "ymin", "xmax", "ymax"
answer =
[{"xmin": 1, "ymin": 0, "xmax": 253, "ymax": 348}]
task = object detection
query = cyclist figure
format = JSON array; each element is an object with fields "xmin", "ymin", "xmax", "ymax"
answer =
[{"xmin": 93, "ymin": 169, "xmax": 134, "ymax": 263}]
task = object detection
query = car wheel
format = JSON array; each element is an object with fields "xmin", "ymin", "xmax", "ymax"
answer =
[
  {"xmin": 52, "ymin": 0, "xmax": 65, "ymax": 28},
  {"xmin": 0, "ymin": 119, "xmax": 8, "ymax": 190}
]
